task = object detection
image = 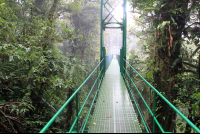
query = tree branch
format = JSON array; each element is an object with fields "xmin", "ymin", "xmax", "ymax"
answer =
[
  {"xmin": 184, "ymin": 22, "xmax": 200, "ymax": 30},
  {"xmin": 0, "ymin": 83, "xmax": 13, "ymax": 92},
  {"xmin": 0, "ymin": 109, "xmax": 17, "ymax": 133},
  {"xmin": 190, "ymin": 46, "xmax": 200, "ymax": 58}
]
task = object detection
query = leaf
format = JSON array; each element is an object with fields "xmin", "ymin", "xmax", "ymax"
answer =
[
  {"xmin": 157, "ymin": 21, "xmax": 170, "ymax": 33},
  {"xmin": 25, "ymin": 92, "xmax": 31, "ymax": 96},
  {"xmin": 180, "ymin": 126, "xmax": 184, "ymax": 132},
  {"xmin": 147, "ymin": 71, "xmax": 152, "ymax": 80},
  {"xmin": 197, "ymin": 93, "xmax": 200, "ymax": 99},
  {"xmin": 170, "ymin": 16, "xmax": 175, "ymax": 23},
  {"xmin": 80, "ymin": 35, "xmax": 84, "ymax": 40},
  {"xmin": 192, "ymin": 100, "xmax": 200, "ymax": 116},
  {"xmin": 147, "ymin": 59, "xmax": 154, "ymax": 68},
  {"xmin": 177, "ymin": 123, "xmax": 182, "ymax": 127},
  {"xmin": 163, "ymin": 116, "xmax": 165, "ymax": 120},
  {"xmin": 0, "ymin": 3, "xmax": 5, "ymax": 6},
  {"xmin": 0, "ymin": 18, "xmax": 9, "ymax": 23},
  {"xmin": 171, "ymin": 58, "xmax": 181, "ymax": 68},
  {"xmin": 167, "ymin": 77, "xmax": 174, "ymax": 81},
  {"xmin": 144, "ymin": 7, "xmax": 158, "ymax": 10},
  {"xmin": 20, "ymin": 109, "xmax": 24, "ymax": 113}
]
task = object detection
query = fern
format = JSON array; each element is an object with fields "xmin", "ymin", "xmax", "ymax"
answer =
[
  {"xmin": 171, "ymin": 58, "xmax": 181, "ymax": 69},
  {"xmin": 171, "ymin": 58, "xmax": 199, "ymax": 69},
  {"xmin": 182, "ymin": 62, "xmax": 198, "ymax": 69},
  {"xmin": 182, "ymin": 58, "xmax": 199, "ymax": 63},
  {"xmin": 67, "ymin": 0, "xmax": 84, "ymax": 14}
]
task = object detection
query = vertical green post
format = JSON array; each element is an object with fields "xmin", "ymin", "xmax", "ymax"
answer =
[
  {"xmin": 76, "ymin": 93, "xmax": 79, "ymax": 133},
  {"xmin": 121, "ymin": 47, "xmax": 122, "ymax": 74},
  {"xmin": 100, "ymin": 0, "xmax": 105, "ymax": 80},
  {"xmin": 120, "ymin": 47, "xmax": 124, "ymax": 75},
  {"xmin": 104, "ymin": 47, "xmax": 106, "ymax": 76},
  {"xmin": 122, "ymin": 47, "xmax": 125, "ymax": 76},
  {"xmin": 129, "ymin": 67, "xmax": 131, "ymax": 88},
  {"xmin": 97, "ymin": 67, "xmax": 99, "ymax": 98},
  {"xmin": 153, "ymin": 91, "xmax": 156, "ymax": 133},
  {"xmin": 100, "ymin": 0, "xmax": 104, "ymax": 60},
  {"xmin": 120, "ymin": 49, "xmax": 122, "ymax": 73},
  {"xmin": 123, "ymin": 0, "xmax": 127, "ymax": 77}
]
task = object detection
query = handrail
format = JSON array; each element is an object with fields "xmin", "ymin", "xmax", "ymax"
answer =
[
  {"xmin": 81, "ymin": 74, "xmax": 104, "ymax": 133},
  {"xmin": 123, "ymin": 67, "xmax": 164, "ymax": 133},
  {"xmin": 40, "ymin": 59, "xmax": 104, "ymax": 133},
  {"xmin": 122, "ymin": 71, "xmax": 150, "ymax": 133},
  {"xmin": 123, "ymin": 59, "xmax": 200, "ymax": 133},
  {"xmin": 68, "ymin": 67, "xmax": 104, "ymax": 133}
]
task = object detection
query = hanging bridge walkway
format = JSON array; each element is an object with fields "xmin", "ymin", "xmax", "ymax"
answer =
[
  {"xmin": 88, "ymin": 58, "xmax": 141, "ymax": 133},
  {"xmin": 39, "ymin": 55, "xmax": 200, "ymax": 133},
  {"xmin": 39, "ymin": 0, "xmax": 200, "ymax": 133}
]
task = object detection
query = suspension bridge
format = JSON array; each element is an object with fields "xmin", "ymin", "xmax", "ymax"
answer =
[{"xmin": 39, "ymin": 0, "xmax": 200, "ymax": 133}]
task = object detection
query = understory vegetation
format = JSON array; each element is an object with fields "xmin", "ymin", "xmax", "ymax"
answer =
[{"xmin": 0, "ymin": 0, "xmax": 100, "ymax": 133}]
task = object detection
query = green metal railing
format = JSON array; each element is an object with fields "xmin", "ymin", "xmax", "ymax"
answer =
[
  {"xmin": 40, "ymin": 58, "xmax": 106, "ymax": 133},
  {"xmin": 121, "ymin": 58, "xmax": 200, "ymax": 133}
]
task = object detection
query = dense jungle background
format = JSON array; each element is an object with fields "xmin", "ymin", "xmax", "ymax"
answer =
[{"xmin": 0, "ymin": 0, "xmax": 199, "ymax": 133}]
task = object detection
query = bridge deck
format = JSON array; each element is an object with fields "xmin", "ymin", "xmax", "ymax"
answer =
[{"xmin": 88, "ymin": 58, "xmax": 141, "ymax": 133}]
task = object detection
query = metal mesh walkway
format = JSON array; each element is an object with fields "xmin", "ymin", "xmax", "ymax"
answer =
[{"xmin": 88, "ymin": 58, "xmax": 141, "ymax": 133}]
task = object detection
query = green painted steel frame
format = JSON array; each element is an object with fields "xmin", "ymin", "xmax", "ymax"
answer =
[
  {"xmin": 39, "ymin": 59, "xmax": 105, "ymax": 133},
  {"xmin": 100, "ymin": 0, "xmax": 126, "ymax": 58},
  {"xmin": 101, "ymin": 0, "xmax": 127, "ymax": 76},
  {"xmin": 122, "ymin": 59, "xmax": 200, "ymax": 133},
  {"xmin": 104, "ymin": 5, "xmax": 119, "ymax": 23},
  {"xmin": 103, "ymin": 0, "xmax": 122, "ymax": 22},
  {"xmin": 119, "ymin": 0, "xmax": 127, "ymax": 76}
]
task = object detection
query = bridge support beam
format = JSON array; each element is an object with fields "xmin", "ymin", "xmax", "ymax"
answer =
[{"xmin": 100, "ymin": 0, "xmax": 127, "ymax": 75}]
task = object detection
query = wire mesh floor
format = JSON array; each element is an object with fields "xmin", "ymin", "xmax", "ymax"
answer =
[{"xmin": 88, "ymin": 58, "xmax": 142, "ymax": 133}]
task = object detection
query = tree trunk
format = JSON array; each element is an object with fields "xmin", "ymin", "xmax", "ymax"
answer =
[
  {"xmin": 153, "ymin": 0, "xmax": 188, "ymax": 132},
  {"xmin": 66, "ymin": 87, "xmax": 75, "ymax": 130},
  {"xmin": 81, "ymin": 49, "xmax": 85, "ymax": 59}
]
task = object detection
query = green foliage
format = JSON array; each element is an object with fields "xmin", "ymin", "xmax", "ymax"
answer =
[
  {"xmin": 130, "ymin": 0, "xmax": 200, "ymax": 132},
  {"xmin": 157, "ymin": 21, "xmax": 170, "ymax": 33},
  {"xmin": 0, "ymin": 3, "xmax": 5, "ymax": 6},
  {"xmin": 147, "ymin": 71, "xmax": 152, "ymax": 80},
  {"xmin": 173, "ymin": 73, "xmax": 200, "ymax": 132},
  {"xmin": 68, "ymin": 0, "xmax": 84, "ymax": 14},
  {"xmin": 0, "ymin": 0, "xmax": 101, "ymax": 132},
  {"xmin": 0, "ymin": 0, "xmax": 96, "ymax": 133}
]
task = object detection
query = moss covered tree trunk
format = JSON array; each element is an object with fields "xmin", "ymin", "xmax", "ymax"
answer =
[{"xmin": 153, "ymin": 0, "xmax": 188, "ymax": 132}]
